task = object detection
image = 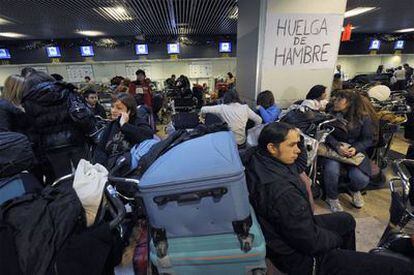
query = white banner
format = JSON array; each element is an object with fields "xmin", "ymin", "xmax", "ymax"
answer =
[
  {"xmin": 66, "ymin": 65, "xmax": 94, "ymax": 83},
  {"xmin": 262, "ymin": 13, "xmax": 343, "ymax": 70}
]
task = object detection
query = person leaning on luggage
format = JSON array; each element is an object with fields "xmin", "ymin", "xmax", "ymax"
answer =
[
  {"xmin": 93, "ymin": 93, "xmax": 153, "ymax": 169},
  {"xmin": 244, "ymin": 122, "xmax": 414, "ymax": 275}
]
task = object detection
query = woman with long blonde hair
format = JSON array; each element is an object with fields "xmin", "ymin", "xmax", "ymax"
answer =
[{"xmin": 0, "ymin": 75, "xmax": 26, "ymax": 131}]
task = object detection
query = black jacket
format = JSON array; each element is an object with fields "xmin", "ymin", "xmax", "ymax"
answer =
[
  {"xmin": 89, "ymin": 103, "xmax": 107, "ymax": 119},
  {"xmin": 244, "ymin": 148, "xmax": 342, "ymax": 256},
  {"xmin": 22, "ymin": 81, "xmax": 88, "ymax": 152},
  {"xmin": 326, "ymin": 113, "xmax": 374, "ymax": 176},
  {"xmin": 94, "ymin": 115, "xmax": 154, "ymax": 168},
  {"xmin": 0, "ymin": 99, "xmax": 27, "ymax": 132},
  {"xmin": 0, "ymin": 184, "xmax": 83, "ymax": 275}
]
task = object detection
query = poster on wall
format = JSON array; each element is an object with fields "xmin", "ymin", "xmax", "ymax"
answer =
[
  {"xmin": 66, "ymin": 65, "xmax": 94, "ymax": 83},
  {"xmin": 189, "ymin": 62, "xmax": 212, "ymax": 78},
  {"xmin": 262, "ymin": 13, "xmax": 343, "ymax": 70},
  {"xmin": 125, "ymin": 64, "xmax": 152, "ymax": 79}
]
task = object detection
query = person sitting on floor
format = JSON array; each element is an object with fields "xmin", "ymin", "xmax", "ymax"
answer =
[{"xmin": 244, "ymin": 122, "xmax": 413, "ymax": 275}]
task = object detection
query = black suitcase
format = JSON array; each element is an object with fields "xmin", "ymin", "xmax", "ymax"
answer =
[
  {"xmin": 0, "ymin": 172, "xmax": 43, "ymax": 204},
  {"xmin": 172, "ymin": 112, "xmax": 200, "ymax": 130},
  {"xmin": 0, "ymin": 132, "xmax": 34, "ymax": 178}
]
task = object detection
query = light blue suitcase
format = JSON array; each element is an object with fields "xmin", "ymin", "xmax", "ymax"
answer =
[
  {"xmin": 150, "ymin": 206, "xmax": 267, "ymax": 275},
  {"xmin": 139, "ymin": 131, "xmax": 251, "ymax": 239}
]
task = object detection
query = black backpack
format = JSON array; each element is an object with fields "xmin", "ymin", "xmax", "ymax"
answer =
[{"xmin": 0, "ymin": 132, "xmax": 35, "ymax": 178}]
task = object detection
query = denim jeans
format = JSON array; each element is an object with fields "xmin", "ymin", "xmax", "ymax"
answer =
[{"xmin": 323, "ymin": 159, "xmax": 370, "ymax": 199}]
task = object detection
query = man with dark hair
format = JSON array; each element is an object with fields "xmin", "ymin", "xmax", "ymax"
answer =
[
  {"xmin": 84, "ymin": 89, "xmax": 106, "ymax": 119},
  {"xmin": 244, "ymin": 122, "xmax": 414, "ymax": 275},
  {"xmin": 51, "ymin": 73, "xmax": 64, "ymax": 81},
  {"xmin": 84, "ymin": 76, "xmax": 91, "ymax": 83},
  {"xmin": 404, "ymin": 63, "xmax": 413, "ymax": 82},
  {"xmin": 128, "ymin": 69, "xmax": 153, "ymax": 108},
  {"xmin": 165, "ymin": 74, "xmax": 176, "ymax": 89}
]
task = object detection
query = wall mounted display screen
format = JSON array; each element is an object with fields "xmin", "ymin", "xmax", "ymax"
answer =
[
  {"xmin": 80, "ymin": 45, "xmax": 94, "ymax": 57},
  {"xmin": 369, "ymin": 40, "xmax": 381, "ymax": 50},
  {"xmin": 219, "ymin": 42, "xmax": 232, "ymax": 53},
  {"xmin": 46, "ymin": 46, "xmax": 61, "ymax": 58},
  {"xmin": 167, "ymin": 43, "xmax": 180, "ymax": 54},
  {"xmin": 394, "ymin": 40, "xmax": 405, "ymax": 50},
  {"xmin": 0, "ymin": 48, "xmax": 11, "ymax": 59},
  {"xmin": 135, "ymin": 44, "xmax": 148, "ymax": 55}
]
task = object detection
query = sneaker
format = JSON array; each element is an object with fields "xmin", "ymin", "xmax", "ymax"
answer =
[
  {"xmin": 351, "ymin": 191, "xmax": 364, "ymax": 208},
  {"xmin": 327, "ymin": 198, "xmax": 343, "ymax": 212}
]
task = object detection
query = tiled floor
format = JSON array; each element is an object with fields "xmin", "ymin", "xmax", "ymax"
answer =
[{"xmin": 314, "ymin": 132, "xmax": 410, "ymax": 252}]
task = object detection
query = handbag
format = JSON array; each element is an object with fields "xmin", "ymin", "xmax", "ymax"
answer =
[{"xmin": 318, "ymin": 143, "xmax": 365, "ymax": 166}]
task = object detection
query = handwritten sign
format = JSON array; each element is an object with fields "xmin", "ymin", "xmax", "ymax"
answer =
[
  {"xmin": 66, "ymin": 65, "xmax": 94, "ymax": 83},
  {"xmin": 262, "ymin": 13, "xmax": 342, "ymax": 69}
]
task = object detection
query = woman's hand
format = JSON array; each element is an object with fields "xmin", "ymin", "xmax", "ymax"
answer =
[
  {"xmin": 347, "ymin": 147, "xmax": 357, "ymax": 157},
  {"xmin": 119, "ymin": 111, "xmax": 130, "ymax": 126}
]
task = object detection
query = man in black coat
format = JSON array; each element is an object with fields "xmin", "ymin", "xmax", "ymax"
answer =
[
  {"xmin": 84, "ymin": 89, "xmax": 107, "ymax": 119},
  {"xmin": 244, "ymin": 122, "xmax": 414, "ymax": 275}
]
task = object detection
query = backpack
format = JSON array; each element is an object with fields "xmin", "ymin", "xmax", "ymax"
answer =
[
  {"xmin": 280, "ymin": 108, "xmax": 328, "ymax": 135},
  {"xmin": 0, "ymin": 132, "xmax": 35, "ymax": 178},
  {"xmin": 67, "ymin": 91, "xmax": 96, "ymax": 132}
]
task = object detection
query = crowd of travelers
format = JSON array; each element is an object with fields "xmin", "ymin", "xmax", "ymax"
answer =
[{"xmin": 1, "ymin": 66, "xmax": 414, "ymax": 274}]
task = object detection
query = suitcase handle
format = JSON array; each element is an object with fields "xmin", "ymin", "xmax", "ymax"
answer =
[{"xmin": 153, "ymin": 187, "xmax": 228, "ymax": 206}]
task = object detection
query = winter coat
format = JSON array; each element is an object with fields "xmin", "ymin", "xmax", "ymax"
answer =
[
  {"xmin": 326, "ymin": 113, "xmax": 374, "ymax": 176},
  {"xmin": 128, "ymin": 79, "xmax": 153, "ymax": 107},
  {"xmin": 244, "ymin": 148, "xmax": 342, "ymax": 256},
  {"xmin": 22, "ymin": 81, "xmax": 88, "ymax": 152},
  {"xmin": 0, "ymin": 99, "xmax": 27, "ymax": 132},
  {"xmin": 94, "ymin": 115, "xmax": 154, "ymax": 168}
]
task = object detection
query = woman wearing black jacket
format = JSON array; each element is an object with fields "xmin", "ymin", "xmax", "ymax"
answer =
[
  {"xmin": 324, "ymin": 90, "xmax": 378, "ymax": 212},
  {"xmin": 0, "ymin": 75, "xmax": 27, "ymax": 132},
  {"xmin": 94, "ymin": 93, "xmax": 153, "ymax": 168}
]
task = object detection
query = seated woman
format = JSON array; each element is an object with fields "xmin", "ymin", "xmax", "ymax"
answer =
[
  {"xmin": 94, "ymin": 93, "xmax": 154, "ymax": 168},
  {"xmin": 324, "ymin": 90, "xmax": 378, "ymax": 212},
  {"xmin": 301, "ymin": 84, "xmax": 329, "ymax": 111},
  {"xmin": 256, "ymin": 90, "xmax": 281, "ymax": 123},
  {"xmin": 200, "ymin": 90, "xmax": 262, "ymax": 147}
]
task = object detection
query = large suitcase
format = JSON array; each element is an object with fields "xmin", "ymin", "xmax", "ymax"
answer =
[
  {"xmin": 0, "ymin": 172, "xmax": 43, "ymax": 204},
  {"xmin": 139, "ymin": 131, "xmax": 251, "ymax": 239},
  {"xmin": 150, "ymin": 206, "xmax": 267, "ymax": 275}
]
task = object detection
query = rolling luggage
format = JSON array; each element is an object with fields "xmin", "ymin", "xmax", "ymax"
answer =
[
  {"xmin": 0, "ymin": 132, "xmax": 34, "ymax": 178},
  {"xmin": 171, "ymin": 112, "xmax": 200, "ymax": 130},
  {"xmin": 0, "ymin": 172, "xmax": 43, "ymax": 205},
  {"xmin": 138, "ymin": 130, "xmax": 252, "ymax": 257},
  {"xmin": 150, "ymin": 206, "xmax": 267, "ymax": 275}
]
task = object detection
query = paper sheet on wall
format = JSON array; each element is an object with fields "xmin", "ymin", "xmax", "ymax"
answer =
[
  {"xmin": 125, "ymin": 64, "xmax": 152, "ymax": 79},
  {"xmin": 262, "ymin": 13, "xmax": 343, "ymax": 70},
  {"xmin": 189, "ymin": 62, "xmax": 212, "ymax": 78},
  {"xmin": 66, "ymin": 65, "xmax": 94, "ymax": 82}
]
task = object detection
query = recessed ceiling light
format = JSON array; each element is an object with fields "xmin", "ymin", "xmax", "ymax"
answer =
[
  {"xmin": 0, "ymin": 32, "xmax": 26, "ymax": 38},
  {"xmin": 0, "ymin": 17, "xmax": 12, "ymax": 25},
  {"xmin": 395, "ymin": 28, "xmax": 414, "ymax": 33},
  {"xmin": 76, "ymin": 30, "xmax": 105, "ymax": 36},
  {"xmin": 344, "ymin": 7, "xmax": 376, "ymax": 18},
  {"xmin": 95, "ymin": 6, "xmax": 133, "ymax": 21}
]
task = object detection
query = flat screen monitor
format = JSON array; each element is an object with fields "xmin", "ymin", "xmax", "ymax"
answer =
[
  {"xmin": 0, "ymin": 48, "xmax": 11, "ymax": 59},
  {"xmin": 167, "ymin": 43, "xmax": 180, "ymax": 54},
  {"xmin": 46, "ymin": 46, "xmax": 61, "ymax": 58},
  {"xmin": 219, "ymin": 42, "xmax": 232, "ymax": 53},
  {"xmin": 369, "ymin": 39, "xmax": 381, "ymax": 50},
  {"xmin": 80, "ymin": 45, "xmax": 94, "ymax": 57},
  {"xmin": 135, "ymin": 44, "xmax": 148, "ymax": 55},
  {"xmin": 394, "ymin": 40, "xmax": 405, "ymax": 50}
]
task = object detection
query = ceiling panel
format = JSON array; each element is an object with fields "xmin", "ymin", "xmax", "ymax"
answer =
[{"xmin": 0, "ymin": 0, "xmax": 238, "ymax": 40}]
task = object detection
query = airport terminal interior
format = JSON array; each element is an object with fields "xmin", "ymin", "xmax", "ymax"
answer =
[{"xmin": 2, "ymin": 0, "xmax": 414, "ymax": 274}]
